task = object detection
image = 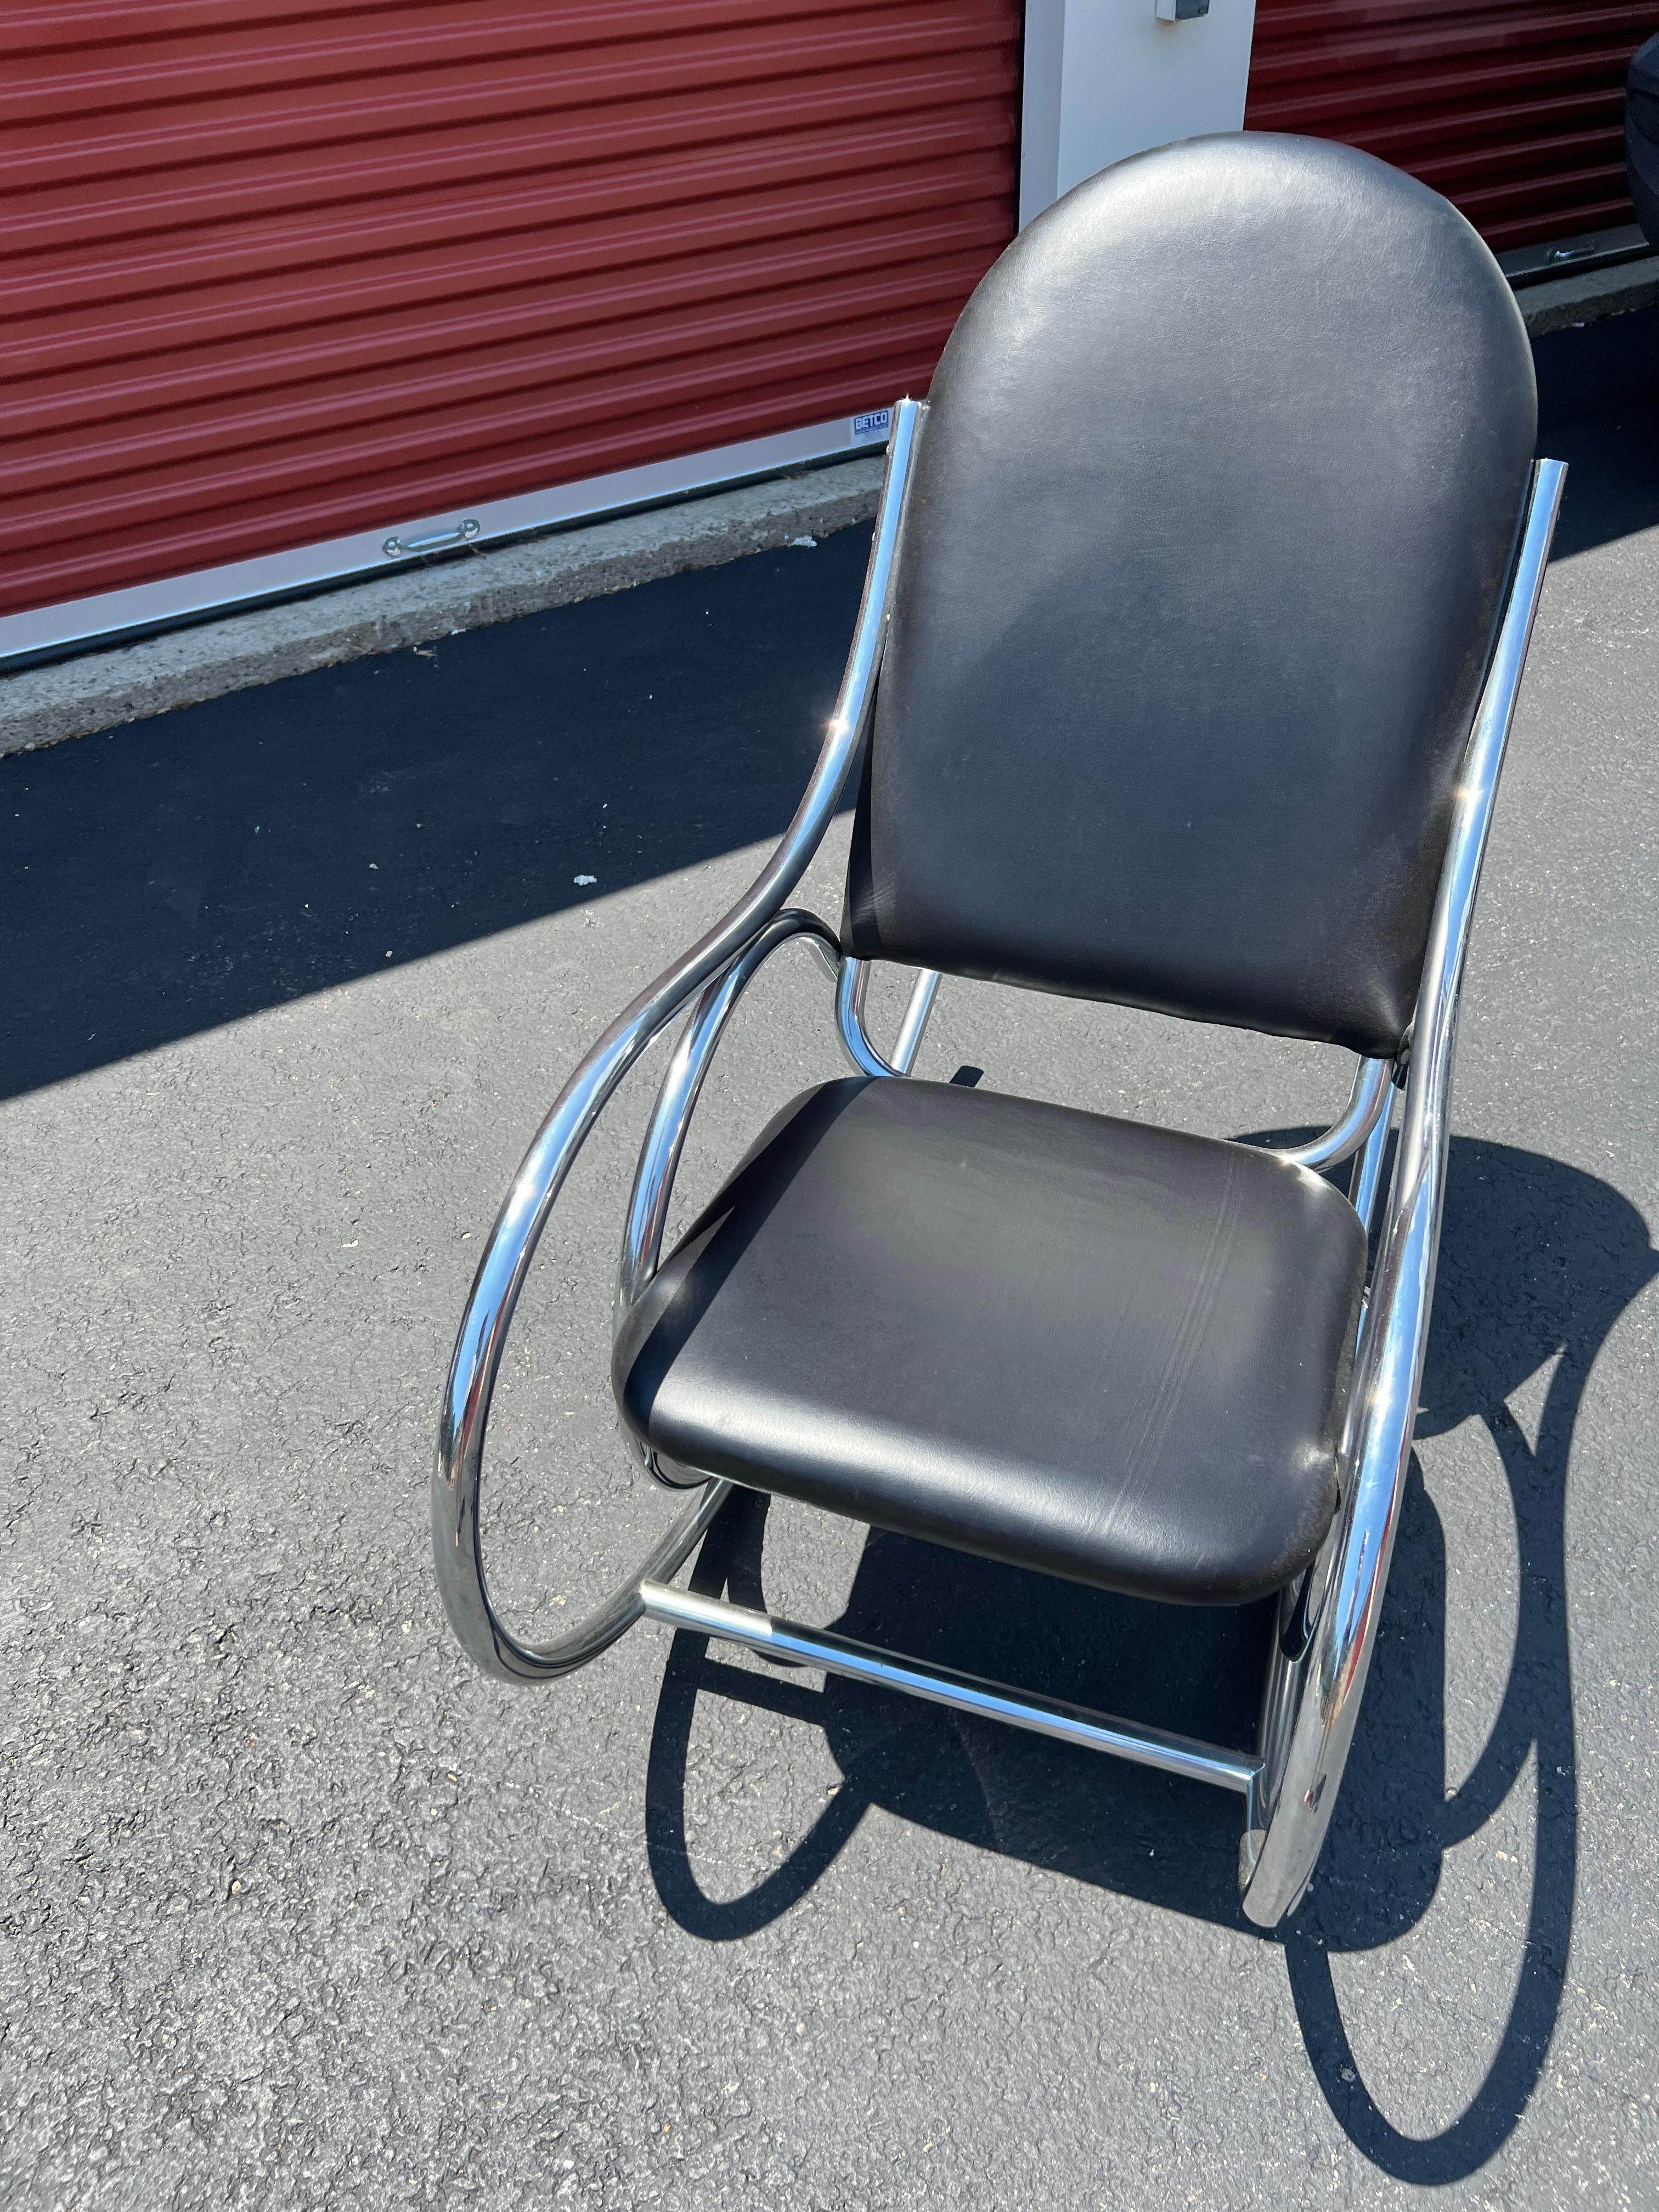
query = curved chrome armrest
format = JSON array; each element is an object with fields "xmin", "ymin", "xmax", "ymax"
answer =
[
  {"xmin": 617, "ymin": 907, "xmax": 841, "ymax": 1332},
  {"xmin": 431, "ymin": 401, "xmax": 925, "ymax": 1684},
  {"xmin": 616, "ymin": 917, "xmax": 938, "ymax": 1491},
  {"xmin": 1241, "ymin": 457, "xmax": 1565, "ymax": 1924},
  {"xmin": 1274, "ymin": 1055, "xmax": 1393, "ymax": 1173}
]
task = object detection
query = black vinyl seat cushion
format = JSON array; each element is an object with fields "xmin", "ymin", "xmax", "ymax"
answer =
[{"xmin": 613, "ymin": 1079, "xmax": 1368, "ymax": 1606}]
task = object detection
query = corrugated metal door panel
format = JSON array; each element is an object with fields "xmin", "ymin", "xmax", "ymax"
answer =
[
  {"xmin": 1245, "ymin": 1, "xmax": 1656, "ymax": 252},
  {"xmin": 3, "ymin": 1, "xmax": 1019, "ymax": 621},
  {"xmin": 1, "ymin": 245, "xmax": 993, "ymax": 548}
]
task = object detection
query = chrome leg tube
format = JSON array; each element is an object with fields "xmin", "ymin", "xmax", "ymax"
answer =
[
  {"xmin": 835, "ymin": 958, "xmax": 887, "ymax": 1076},
  {"xmin": 891, "ymin": 968, "xmax": 942, "ymax": 1074},
  {"xmin": 1240, "ymin": 1109, "xmax": 1442, "ymax": 1921},
  {"xmin": 1347, "ymin": 1080, "xmax": 1395, "ymax": 1243},
  {"xmin": 1239, "ymin": 458, "xmax": 1564, "ymax": 1926},
  {"xmin": 453, "ymin": 1480, "xmax": 735, "ymax": 1682},
  {"xmin": 431, "ymin": 404, "xmax": 925, "ymax": 1686},
  {"xmin": 1248, "ymin": 1090, "xmax": 1402, "ymax": 1884}
]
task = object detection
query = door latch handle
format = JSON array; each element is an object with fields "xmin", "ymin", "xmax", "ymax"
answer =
[{"xmin": 382, "ymin": 518, "xmax": 481, "ymax": 558}]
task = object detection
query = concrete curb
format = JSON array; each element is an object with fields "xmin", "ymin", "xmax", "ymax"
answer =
[
  {"xmin": 0, "ymin": 455, "xmax": 885, "ymax": 759},
  {"xmin": 1519, "ymin": 253, "xmax": 1659, "ymax": 337}
]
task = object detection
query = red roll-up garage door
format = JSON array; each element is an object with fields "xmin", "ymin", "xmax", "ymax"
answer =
[
  {"xmin": 2, "ymin": 0, "xmax": 1019, "ymax": 626},
  {"xmin": 1244, "ymin": 1, "xmax": 1656, "ymax": 253}
]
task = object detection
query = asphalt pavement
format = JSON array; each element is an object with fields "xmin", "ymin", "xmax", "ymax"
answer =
[{"xmin": 3, "ymin": 308, "xmax": 1658, "ymax": 2210}]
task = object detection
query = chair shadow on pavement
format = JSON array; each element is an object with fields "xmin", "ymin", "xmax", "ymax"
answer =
[{"xmin": 645, "ymin": 1135, "xmax": 1657, "ymax": 2185}]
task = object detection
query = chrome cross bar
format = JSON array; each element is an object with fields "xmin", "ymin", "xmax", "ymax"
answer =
[{"xmin": 639, "ymin": 1579, "xmax": 1263, "ymax": 1807}]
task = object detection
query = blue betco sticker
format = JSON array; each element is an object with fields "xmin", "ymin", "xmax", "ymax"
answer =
[{"xmin": 850, "ymin": 408, "xmax": 893, "ymax": 444}]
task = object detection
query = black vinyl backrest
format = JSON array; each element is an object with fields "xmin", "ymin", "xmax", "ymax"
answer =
[{"xmin": 844, "ymin": 134, "xmax": 1538, "ymax": 1057}]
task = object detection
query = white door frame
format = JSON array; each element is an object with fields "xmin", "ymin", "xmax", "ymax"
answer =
[{"xmin": 1019, "ymin": 0, "xmax": 1260, "ymax": 228}]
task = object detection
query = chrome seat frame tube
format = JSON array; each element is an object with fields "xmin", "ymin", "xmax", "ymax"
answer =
[
  {"xmin": 1239, "ymin": 459, "xmax": 1565, "ymax": 1925},
  {"xmin": 1273, "ymin": 1053, "xmax": 1392, "ymax": 1173},
  {"xmin": 430, "ymin": 400, "xmax": 925, "ymax": 1684},
  {"xmin": 836, "ymin": 957, "xmax": 943, "ymax": 1077}
]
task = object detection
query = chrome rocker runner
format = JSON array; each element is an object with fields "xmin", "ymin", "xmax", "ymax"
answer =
[{"xmin": 432, "ymin": 133, "xmax": 1562, "ymax": 1928}]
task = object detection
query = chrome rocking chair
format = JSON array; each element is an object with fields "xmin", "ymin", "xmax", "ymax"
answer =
[{"xmin": 432, "ymin": 134, "xmax": 1562, "ymax": 1927}]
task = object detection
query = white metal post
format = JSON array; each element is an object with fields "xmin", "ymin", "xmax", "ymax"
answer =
[{"xmin": 1019, "ymin": 0, "xmax": 1261, "ymax": 228}]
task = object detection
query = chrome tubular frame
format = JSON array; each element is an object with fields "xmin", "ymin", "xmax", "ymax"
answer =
[
  {"xmin": 432, "ymin": 433, "xmax": 1562, "ymax": 1932},
  {"xmin": 1274, "ymin": 1054, "xmax": 1392, "ymax": 1172},
  {"xmin": 639, "ymin": 1581, "xmax": 1263, "ymax": 1804},
  {"xmin": 430, "ymin": 399, "xmax": 924, "ymax": 1684},
  {"xmin": 836, "ymin": 957, "xmax": 943, "ymax": 1076},
  {"xmin": 615, "ymin": 907, "xmax": 842, "ymax": 1489},
  {"xmin": 1347, "ymin": 1078, "xmax": 1396, "ymax": 1244},
  {"xmin": 1239, "ymin": 458, "xmax": 1565, "ymax": 1924}
]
